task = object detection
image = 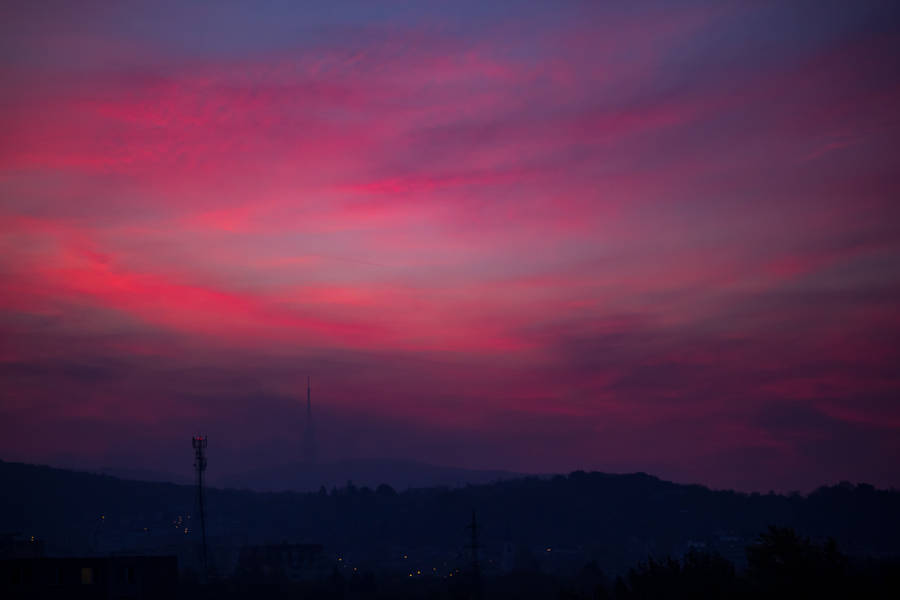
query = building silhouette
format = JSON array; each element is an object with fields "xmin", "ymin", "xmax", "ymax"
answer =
[
  {"xmin": 234, "ymin": 543, "xmax": 326, "ymax": 583},
  {"xmin": 2, "ymin": 555, "xmax": 177, "ymax": 599}
]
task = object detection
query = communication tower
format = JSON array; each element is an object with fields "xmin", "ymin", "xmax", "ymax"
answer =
[{"xmin": 192, "ymin": 435, "xmax": 209, "ymax": 580}]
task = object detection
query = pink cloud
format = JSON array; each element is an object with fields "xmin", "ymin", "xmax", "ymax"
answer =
[{"xmin": 1, "ymin": 2, "xmax": 899, "ymax": 490}]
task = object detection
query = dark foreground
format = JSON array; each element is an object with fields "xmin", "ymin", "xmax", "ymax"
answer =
[
  {"xmin": 3, "ymin": 461, "xmax": 900, "ymax": 598},
  {"xmin": 4, "ymin": 527, "xmax": 899, "ymax": 599}
]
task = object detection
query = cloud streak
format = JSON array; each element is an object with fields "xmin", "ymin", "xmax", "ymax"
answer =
[{"xmin": 1, "ymin": 1, "xmax": 899, "ymax": 491}]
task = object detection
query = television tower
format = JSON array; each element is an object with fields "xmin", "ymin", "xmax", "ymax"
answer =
[
  {"xmin": 303, "ymin": 376, "xmax": 316, "ymax": 463},
  {"xmin": 192, "ymin": 435, "xmax": 209, "ymax": 580}
]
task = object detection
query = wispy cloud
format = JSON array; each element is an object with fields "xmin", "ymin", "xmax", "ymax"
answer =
[{"xmin": 1, "ymin": 1, "xmax": 899, "ymax": 491}]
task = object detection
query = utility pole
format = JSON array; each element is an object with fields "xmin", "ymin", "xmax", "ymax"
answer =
[
  {"xmin": 192, "ymin": 435, "xmax": 209, "ymax": 581},
  {"xmin": 466, "ymin": 510, "xmax": 483, "ymax": 600}
]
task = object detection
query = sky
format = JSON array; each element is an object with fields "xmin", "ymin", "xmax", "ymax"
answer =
[{"xmin": 1, "ymin": 1, "xmax": 899, "ymax": 492}]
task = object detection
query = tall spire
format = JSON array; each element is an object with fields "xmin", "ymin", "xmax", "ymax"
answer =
[{"xmin": 303, "ymin": 376, "xmax": 316, "ymax": 463}]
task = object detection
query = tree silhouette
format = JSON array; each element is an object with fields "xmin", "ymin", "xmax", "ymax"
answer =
[
  {"xmin": 616, "ymin": 550, "xmax": 738, "ymax": 599},
  {"xmin": 745, "ymin": 526, "xmax": 848, "ymax": 599}
]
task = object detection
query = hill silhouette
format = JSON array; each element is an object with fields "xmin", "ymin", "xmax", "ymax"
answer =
[
  {"xmin": 2, "ymin": 459, "xmax": 898, "ymax": 576},
  {"xmin": 216, "ymin": 458, "xmax": 527, "ymax": 492}
]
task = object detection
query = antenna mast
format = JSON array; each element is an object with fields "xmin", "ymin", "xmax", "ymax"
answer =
[
  {"xmin": 303, "ymin": 376, "xmax": 316, "ymax": 463},
  {"xmin": 192, "ymin": 435, "xmax": 209, "ymax": 580}
]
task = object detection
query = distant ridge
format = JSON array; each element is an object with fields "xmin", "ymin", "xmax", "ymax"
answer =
[
  {"xmin": 11, "ymin": 458, "xmax": 530, "ymax": 492},
  {"xmin": 215, "ymin": 457, "xmax": 529, "ymax": 492},
  {"xmin": 2, "ymin": 458, "xmax": 899, "ymax": 569},
  {"xmin": 95, "ymin": 466, "xmax": 192, "ymax": 486}
]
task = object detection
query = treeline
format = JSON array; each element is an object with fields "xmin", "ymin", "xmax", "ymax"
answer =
[
  {"xmin": 2, "ymin": 460, "xmax": 899, "ymax": 573},
  {"xmin": 609, "ymin": 527, "xmax": 898, "ymax": 599},
  {"xmin": 177, "ymin": 528, "xmax": 899, "ymax": 599}
]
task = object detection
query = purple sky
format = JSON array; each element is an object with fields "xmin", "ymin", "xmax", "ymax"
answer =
[{"xmin": 1, "ymin": 1, "xmax": 899, "ymax": 491}]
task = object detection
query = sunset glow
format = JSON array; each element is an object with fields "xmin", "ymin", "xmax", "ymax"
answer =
[{"xmin": 2, "ymin": 1, "xmax": 899, "ymax": 491}]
